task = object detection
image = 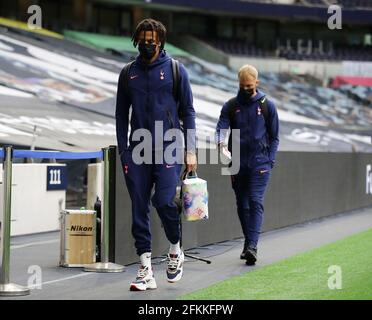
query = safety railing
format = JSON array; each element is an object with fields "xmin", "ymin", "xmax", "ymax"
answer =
[{"xmin": 0, "ymin": 146, "xmax": 124, "ymax": 297}]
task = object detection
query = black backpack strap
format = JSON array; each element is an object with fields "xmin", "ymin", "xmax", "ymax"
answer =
[
  {"xmin": 226, "ymin": 97, "xmax": 237, "ymax": 152},
  {"xmin": 171, "ymin": 58, "xmax": 183, "ymax": 123},
  {"xmin": 171, "ymin": 58, "xmax": 180, "ymax": 103},
  {"xmin": 226, "ymin": 97, "xmax": 238, "ymax": 125},
  {"xmin": 123, "ymin": 60, "xmax": 135, "ymax": 95},
  {"xmin": 258, "ymin": 96, "xmax": 272, "ymax": 141}
]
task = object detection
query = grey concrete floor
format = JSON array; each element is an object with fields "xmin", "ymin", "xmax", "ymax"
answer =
[{"xmin": 1, "ymin": 206, "xmax": 372, "ymax": 300}]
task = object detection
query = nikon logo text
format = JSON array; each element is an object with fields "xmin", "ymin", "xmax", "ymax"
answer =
[{"xmin": 70, "ymin": 225, "xmax": 93, "ymax": 232}]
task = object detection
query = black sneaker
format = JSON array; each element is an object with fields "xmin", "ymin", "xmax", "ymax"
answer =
[
  {"xmin": 245, "ymin": 247, "xmax": 257, "ymax": 266},
  {"xmin": 240, "ymin": 242, "xmax": 248, "ymax": 260}
]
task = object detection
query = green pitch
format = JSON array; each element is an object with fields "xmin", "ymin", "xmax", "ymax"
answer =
[{"xmin": 180, "ymin": 228, "xmax": 372, "ymax": 300}]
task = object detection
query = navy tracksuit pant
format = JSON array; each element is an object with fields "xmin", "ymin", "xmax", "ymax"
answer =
[
  {"xmin": 121, "ymin": 150, "xmax": 182, "ymax": 256},
  {"xmin": 231, "ymin": 166, "xmax": 271, "ymax": 249}
]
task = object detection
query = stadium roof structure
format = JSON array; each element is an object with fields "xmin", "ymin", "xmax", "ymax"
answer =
[{"xmin": 96, "ymin": 0, "xmax": 372, "ymax": 25}]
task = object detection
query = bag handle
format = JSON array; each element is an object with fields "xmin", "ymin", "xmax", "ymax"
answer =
[{"xmin": 181, "ymin": 169, "xmax": 198, "ymax": 181}]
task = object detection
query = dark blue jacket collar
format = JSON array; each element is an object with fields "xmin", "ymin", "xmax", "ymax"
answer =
[
  {"xmin": 135, "ymin": 50, "xmax": 171, "ymax": 69},
  {"xmin": 237, "ymin": 89, "xmax": 265, "ymax": 106}
]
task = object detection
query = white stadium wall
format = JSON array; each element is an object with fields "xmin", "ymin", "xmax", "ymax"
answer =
[
  {"xmin": 342, "ymin": 61, "xmax": 372, "ymax": 77},
  {"xmin": 0, "ymin": 164, "xmax": 66, "ymax": 236},
  {"xmin": 228, "ymin": 56, "xmax": 343, "ymax": 82}
]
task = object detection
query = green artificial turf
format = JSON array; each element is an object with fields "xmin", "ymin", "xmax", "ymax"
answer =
[{"xmin": 180, "ymin": 229, "xmax": 372, "ymax": 300}]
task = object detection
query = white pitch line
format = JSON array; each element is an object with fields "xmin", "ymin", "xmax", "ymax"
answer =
[
  {"xmin": 11, "ymin": 239, "xmax": 59, "ymax": 249},
  {"xmin": 11, "ymin": 239, "xmax": 102, "ymax": 290},
  {"xmin": 28, "ymin": 272, "xmax": 95, "ymax": 289}
]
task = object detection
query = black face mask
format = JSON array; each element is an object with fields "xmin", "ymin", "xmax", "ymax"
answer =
[
  {"xmin": 239, "ymin": 88, "xmax": 255, "ymax": 101},
  {"xmin": 138, "ymin": 42, "xmax": 157, "ymax": 60}
]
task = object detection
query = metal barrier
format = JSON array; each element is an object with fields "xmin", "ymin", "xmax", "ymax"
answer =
[
  {"xmin": 0, "ymin": 146, "xmax": 124, "ymax": 297},
  {"xmin": 12, "ymin": 150, "xmax": 103, "ymax": 160},
  {"xmin": 84, "ymin": 146, "xmax": 125, "ymax": 273},
  {"xmin": 0, "ymin": 146, "xmax": 29, "ymax": 296}
]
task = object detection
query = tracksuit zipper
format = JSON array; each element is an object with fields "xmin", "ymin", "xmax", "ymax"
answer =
[{"xmin": 145, "ymin": 65, "xmax": 150, "ymax": 129}]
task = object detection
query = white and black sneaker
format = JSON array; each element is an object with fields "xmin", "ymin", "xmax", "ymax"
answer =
[
  {"xmin": 166, "ymin": 251, "xmax": 184, "ymax": 283},
  {"xmin": 129, "ymin": 265, "xmax": 157, "ymax": 291}
]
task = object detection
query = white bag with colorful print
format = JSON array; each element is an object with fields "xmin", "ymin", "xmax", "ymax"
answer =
[{"xmin": 181, "ymin": 172, "xmax": 209, "ymax": 221}]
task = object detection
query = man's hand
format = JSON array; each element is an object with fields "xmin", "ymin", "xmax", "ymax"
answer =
[
  {"xmin": 185, "ymin": 151, "xmax": 197, "ymax": 173},
  {"xmin": 218, "ymin": 142, "xmax": 231, "ymax": 161}
]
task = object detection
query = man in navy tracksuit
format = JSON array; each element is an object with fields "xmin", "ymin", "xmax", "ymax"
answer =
[
  {"xmin": 115, "ymin": 19, "xmax": 196, "ymax": 291},
  {"xmin": 216, "ymin": 64, "xmax": 279, "ymax": 265}
]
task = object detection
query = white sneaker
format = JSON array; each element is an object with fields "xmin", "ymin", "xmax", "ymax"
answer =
[
  {"xmin": 130, "ymin": 265, "xmax": 157, "ymax": 291},
  {"xmin": 166, "ymin": 251, "xmax": 184, "ymax": 283}
]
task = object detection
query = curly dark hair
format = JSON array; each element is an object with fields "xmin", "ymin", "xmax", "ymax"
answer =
[{"xmin": 131, "ymin": 18, "xmax": 167, "ymax": 50}]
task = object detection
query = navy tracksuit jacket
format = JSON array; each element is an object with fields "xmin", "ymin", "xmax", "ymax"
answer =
[
  {"xmin": 115, "ymin": 50, "xmax": 196, "ymax": 256},
  {"xmin": 216, "ymin": 89, "xmax": 279, "ymax": 249}
]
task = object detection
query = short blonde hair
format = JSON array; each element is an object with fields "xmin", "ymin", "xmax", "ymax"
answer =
[{"xmin": 238, "ymin": 64, "xmax": 258, "ymax": 81}]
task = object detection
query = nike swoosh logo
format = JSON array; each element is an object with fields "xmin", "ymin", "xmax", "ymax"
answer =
[
  {"xmin": 259, "ymin": 169, "xmax": 269, "ymax": 174},
  {"xmin": 130, "ymin": 75, "xmax": 138, "ymax": 80},
  {"xmin": 261, "ymin": 97, "xmax": 266, "ymax": 103},
  {"xmin": 166, "ymin": 165, "xmax": 175, "ymax": 168}
]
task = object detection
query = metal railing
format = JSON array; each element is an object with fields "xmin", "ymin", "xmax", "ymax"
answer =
[{"xmin": 0, "ymin": 146, "xmax": 124, "ymax": 297}]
